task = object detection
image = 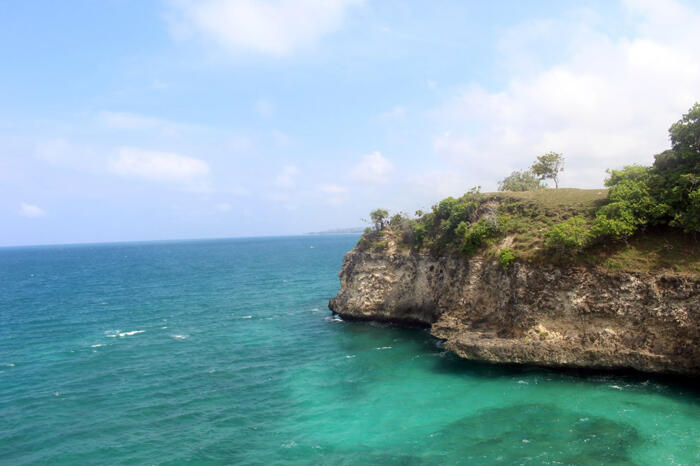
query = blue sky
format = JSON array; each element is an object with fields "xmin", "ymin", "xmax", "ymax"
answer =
[{"xmin": 1, "ymin": 0, "xmax": 699, "ymax": 246}]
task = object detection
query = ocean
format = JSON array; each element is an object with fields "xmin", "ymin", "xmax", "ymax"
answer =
[{"xmin": 1, "ymin": 235, "xmax": 698, "ymax": 464}]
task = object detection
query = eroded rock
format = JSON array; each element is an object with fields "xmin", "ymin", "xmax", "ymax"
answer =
[{"xmin": 329, "ymin": 247, "xmax": 700, "ymax": 376}]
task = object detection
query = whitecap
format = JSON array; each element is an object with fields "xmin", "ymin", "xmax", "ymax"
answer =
[
  {"xmin": 375, "ymin": 346, "xmax": 392, "ymax": 350},
  {"xmin": 345, "ymin": 355, "xmax": 356, "ymax": 359},
  {"xmin": 281, "ymin": 441, "xmax": 297, "ymax": 449},
  {"xmin": 517, "ymin": 380, "xmax": 528, "ymax": 385},
  {"xmin": 609, "ymin": 385, "xmax": 623, "ymax": 390},
  {"xmin": 119, "ymin": 330, "xmax": 145, "ymax": 337},
  {"xmin": 90, "ymin": 344, "xmax": 103, "ymax": 348},
  {"xmin": 1, "ymin": 363, "xmax": 15, "ymax": 367},
  {"xmin": 241, "ymin": 315, "xmax": 253, "ymax": 319},
  {"xmin": 161, "ymin": 326, "xmax": 168, "ymax": 329},
  {"xmin": 171, "ymin": 334, "xmax": 188, "ymax": 340},
  {"xmin": 311, "ymin": 308, "xmax": 320, "ymax": 312},
  {"xmin": 324, "ymin": 315, "xmax": 343, "ymax": 323},
  {"xmin": 522, "ymin": 439, "xmax": 530, "ymax": 444}
]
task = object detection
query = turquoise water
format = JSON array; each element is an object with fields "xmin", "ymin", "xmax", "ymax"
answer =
[{"xmin": 1, "ymin": 235, "xmax": 698, "ymax": 465}]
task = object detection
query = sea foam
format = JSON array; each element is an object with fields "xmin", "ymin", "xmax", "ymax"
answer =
[{"xmin": 105, "ymin": 330, "xmax": 145, "ymax": 338}]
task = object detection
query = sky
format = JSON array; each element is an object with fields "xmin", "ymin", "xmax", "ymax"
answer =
[{"xmin": 1, "ymin": 0, "xmax": 699, "ymax": 246}]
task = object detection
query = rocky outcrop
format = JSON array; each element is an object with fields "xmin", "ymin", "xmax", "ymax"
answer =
[{"xmin": 329, "ymin": 247, "xmax": 700, "ymax": 376}]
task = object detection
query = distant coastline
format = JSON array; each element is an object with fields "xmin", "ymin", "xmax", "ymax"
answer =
[{"xmin": 306, "ymin": 227, "xmax": 364, "ymax": 235}]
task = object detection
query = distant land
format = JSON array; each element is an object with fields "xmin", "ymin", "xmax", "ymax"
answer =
[{"xmin": 307, "ymin": 227, "xmax": 364, "ymax": 235}]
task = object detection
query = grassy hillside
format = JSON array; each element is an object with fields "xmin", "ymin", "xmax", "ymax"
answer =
[{"xmin": 359, "ymin": 188, "xmax": 699, "ymax": 274}]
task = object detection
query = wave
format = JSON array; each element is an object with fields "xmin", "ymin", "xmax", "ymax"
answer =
[{"xmin": 105, "ymin": 330, "xmax": 145, "ymax": 338}]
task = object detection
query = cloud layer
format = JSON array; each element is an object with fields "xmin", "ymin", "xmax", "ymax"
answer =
[
  {"xmin": 351, "ymin": 151, "xmax": 393, "ymax": 185},
  {"xmin": 432, "ymin": 0, "xmax": 700, "ymax": 190},
  {"xmin": 109, "ymin": 147, "xmax": 210, "ymax": 182},
  {"xmin": 170, "ymin": 0, "xmax": 363, "ymax": 56},
  {"xmin": 20, "ymin": 203, "xmax": 46, "ymax": 218}
]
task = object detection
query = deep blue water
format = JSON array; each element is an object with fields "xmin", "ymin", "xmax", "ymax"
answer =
[{"xmin": 0, "ymin": 235, "xmax": 698, "ymax": 464}]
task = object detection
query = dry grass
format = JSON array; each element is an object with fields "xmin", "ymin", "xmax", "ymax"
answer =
[
  {"xmin": 587, "ymin": 228, "xmax": 700, "ymax": 274},
  {"xmin": 367, "ymin": 188, "xmax": 699, "ymax": 274},
  {"xmin": 478, "ymin": 189, "xmax": 697, "ymax": 274}
]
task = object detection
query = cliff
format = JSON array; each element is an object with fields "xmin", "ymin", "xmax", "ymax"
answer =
[{"xmin": 329, "ymin": 246, "xmax": 700, "ymax": 376}]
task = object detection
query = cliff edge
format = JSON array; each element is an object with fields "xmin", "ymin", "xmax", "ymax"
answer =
[{"xmin": 329, "ymin": 244, "xmax": 700, "ymax": 376}]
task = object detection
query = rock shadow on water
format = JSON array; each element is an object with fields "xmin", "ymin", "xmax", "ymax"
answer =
[
  {"xmin": 428, "ymin": 341, "xmax": 700, "ymax": 398},
  {"xmin": 429, "ymin": 403, "xmax": 642, "ymax": 465}
]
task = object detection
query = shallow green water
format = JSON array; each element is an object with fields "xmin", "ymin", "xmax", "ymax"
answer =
[{"xmin": 1, "ymin": 235, "xmax": 698, "ymax": 464}]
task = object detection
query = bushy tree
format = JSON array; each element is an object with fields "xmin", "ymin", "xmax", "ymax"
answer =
[
  {"xmin": 498, "ymin": 170, "xmax": 544, "ymax": 191},
  {"xmin": 370, "ymin": 208, "xmax": 389, "ymax": 232},
  {"xmin": 592, "ymin": 165, "xmax": 668, "ymax": 240},
  {"xmin": 531, "ymin": 152, "xmax": 565, "ymax": 188},
  {"xmin": 651, "ymin": 103, "xmax": 700, "ymax": 233},
  {"xmin": 594, "ymin": 103, "xmax": 700, "ymax": 236}
]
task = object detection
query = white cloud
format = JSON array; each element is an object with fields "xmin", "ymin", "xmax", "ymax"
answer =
[
  {"xmin": 377, "ymin": 105, "xmax": 406, "ymax": 121},
  {"xmin": 432, "ymin": 0, "xmax": 700, "ymax": 190},
  {"xmin": 215, "ymin": 202, "xmax": 232, "ymax": 212},
  {"xmin": 109, "ymin": 147, "xmax": 210, "ymax": 182},
  {"xmin": 318, "ymin": 184, "xmax": 348, "ymax": 206},
  {"xmin": 274, "ymin": 164, "xmax": 299, "ymax": 188},
  {"xmin": 350, "ymin": 151, "xmax": 393, "ymax": 184},
  {"xmin": 170, "ymin": 0, "xmax": 364, "ymax": 56},
  {"xmin": 19, "ymin": 203, "xmax": 46, "ymax": 218}
]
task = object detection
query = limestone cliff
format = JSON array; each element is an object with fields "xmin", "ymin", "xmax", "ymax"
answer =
[{"xmin": 329, "ymin": 247, "xmax": 700, "ymax": 376}]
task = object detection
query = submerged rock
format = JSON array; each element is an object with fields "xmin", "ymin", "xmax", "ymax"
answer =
[{"xmin": 329, "ymin": 247, "xmax": 700, "ymax": 376}]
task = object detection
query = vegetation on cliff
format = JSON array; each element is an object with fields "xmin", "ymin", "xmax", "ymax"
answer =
[{"xmin": 359, "ymin": 104, "xmax": 700, "ymax": 274}]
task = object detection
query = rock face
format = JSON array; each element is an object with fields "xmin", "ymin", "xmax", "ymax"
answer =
[{"xmin": 329, "ymin": 247, "xmax": 700, "ymax": 376}]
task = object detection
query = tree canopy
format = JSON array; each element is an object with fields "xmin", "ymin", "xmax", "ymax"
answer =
[
  {"xmin": 370, "ymin": 208, "xmax": 389, "ymax": 231},
  {"xmin": 531, "ymin": 152, "xmax": 565, "ymax": 188},
  {"xmin": 593, "ymin": 102, "xmax": 700, "ymax": 237},
  {"xmin": 498, "ymin": 170, "xmax": 544, "ymax": 191}
]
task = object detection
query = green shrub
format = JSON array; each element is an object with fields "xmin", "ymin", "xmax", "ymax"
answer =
[
  {"xmin": 590, "ymin": 211, "xmax": 637, "ymax": 240},
  {"xmin": 545, "ymin": 216, "xmax": 591, "ymax": 253},
  {"xmin": 373, "ymin": 240, "xmax": 389, "ymax": 251},
  {"xmin": 498, "ymin": 248, "xmax": 516, "ymax": 269},
  {"xmin": 412, "ymin": 222, "xmax": 427, "ymax": 247},
  {"xmin": 457, "ymin": 218, "xmax": 500, "ymax": 256}
]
